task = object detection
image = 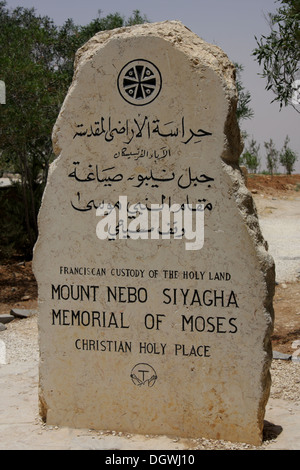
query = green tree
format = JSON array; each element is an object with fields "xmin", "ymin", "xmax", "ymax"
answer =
[
  {"xmin": 53, "ymin": 9, "xmax": 149, "ymax": 88},
  {"xmin": 240, "ymin": 138, "xmax": 260, "ymax": 173},
  {"xmin": 253, "ymin": 0, "xmax": 300, "ymax": 112},
  {"xmin": 235, "ymin": 63, "xmax": 254, "ymax": 124},
  {"xmin": 264, "ymin": 139, "xmax": 279, "ymax": 175},
  {"xmin": 280, "ymin": 135, "xmax": 298, "ymax": 173},
  {"xmin": 0, "ymin": 2, "xmax": 148, "ymax": 257},
  {"xmin": 0, "ymin": 2, "xmax": 63, "ymax": 254},
  {"xmin": 77, "ymin": 8, "xmax": 148, "ymax": 43},
  {"xmin": 126, "ymin": 9, "xmax": 149, "ymax": 26}
]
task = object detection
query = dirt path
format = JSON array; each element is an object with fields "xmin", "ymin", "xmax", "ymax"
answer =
[
  {"xmin": 254, "ymin": 195, "xmax": 300, "ymax": 283},
  {"xmin": 251, "ymin": 192, "xmax": 300, "ymax": 355}
]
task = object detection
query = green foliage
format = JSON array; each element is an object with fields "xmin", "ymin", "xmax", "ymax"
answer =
[
  {"xmin": 126, "ymin": 9, "xmax": 149, "ymax": 26},
  {"xmin": 76, "ymin": 11, "xmax": 125, "ymax": 44},
  {"xmin": 0, "ymin": 2, "xmax": 148, "ymax": 258},
  {"xmin": 0, "ymin": 2, "xmax": 63, "ymax": 251},
  {"xmin": 264, "ymin": 139, "xmax": 279, "ymax": 175},
  {"xmin": 235, "ymin": 63, "xmax": 254, "ymax": 124},
  {"xmin": 0, "ymin": 185, "xmax": 34, "ymax": 259},
  {"xmin": 253, "ymin": 0, "xmax": 300, "ymax": 112},
  {"xmin": 240, "ymin": 138, "xmax": 260, "ymax": 173},
  {"xmin": 280, "ymin": 135, "xmax": 298, "ymax": 173}
]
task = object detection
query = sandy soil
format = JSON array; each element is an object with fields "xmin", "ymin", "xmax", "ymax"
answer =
[{"xmin": 248, "ymin": 174, "xmax": 300, "ymax": 355}]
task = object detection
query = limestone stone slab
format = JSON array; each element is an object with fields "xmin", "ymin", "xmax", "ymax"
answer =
[
  {"xmin": 10, "ymin": 309, "xmax": 35, "ymax": 319},
  {"xmin": 33, "ymin": 21, "xmax": 275, "ymax": 446}
]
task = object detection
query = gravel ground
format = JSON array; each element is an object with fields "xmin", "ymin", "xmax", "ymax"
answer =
[{"xmin": 256, "ymin": 197, "xmax": 300, "ymax": 283}]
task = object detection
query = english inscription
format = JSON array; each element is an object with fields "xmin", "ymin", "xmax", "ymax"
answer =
[{"xmin": 49, "ymin": 266, "xmax": 240, "ymax": 369}]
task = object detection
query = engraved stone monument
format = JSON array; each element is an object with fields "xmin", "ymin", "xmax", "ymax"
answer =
[{"xmin": 33, "ymin": 21, "xmax": 275, "ymax": 445}]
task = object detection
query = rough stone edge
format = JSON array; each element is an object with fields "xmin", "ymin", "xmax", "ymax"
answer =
[
  {"xmin": 52, "ymin": 20, "xmax": 240, "ymax": 156},
  {"xmin": 224, "ymin": 163, "xmax": 275, "ymax": 442},
  {"xmin": 221, "ymin": 83, "xmax": 275, "ymax": 442},
  {"xmin": 44, "ymin": 21, "xmax": 275, "ymax": 444},
  {"xmin": 218, "ymin": 39, "xmax": 275, "ymax": 441}
]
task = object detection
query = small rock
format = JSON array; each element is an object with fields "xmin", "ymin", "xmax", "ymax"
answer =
[
  {"xmin": 273, "ymin": 350, "xmax": 292, "ymax": 360},
  {"xmin": 0, "ymin": 314, "xmax": 14, "ymax": 324},
  {"xmin": 10, "ymin": 308, "xmax": 33, "ymax": 319},
  {"xmin": 0, "ymin": 323, "xmax": 7, "ymax": 331},
  {"xmin": 21, "ymin": 295, "xmax": 30, "ymax": 301}
]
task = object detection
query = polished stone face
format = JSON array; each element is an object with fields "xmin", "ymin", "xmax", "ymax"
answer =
[{"xmin": 33, "ymin": 21, "xmax": 275, "ymax": 445}]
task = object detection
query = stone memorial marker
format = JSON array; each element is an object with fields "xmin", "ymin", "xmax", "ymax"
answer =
[{"xmin": 33, "ymin": 21, "xmax": 275, "ymax": 445}]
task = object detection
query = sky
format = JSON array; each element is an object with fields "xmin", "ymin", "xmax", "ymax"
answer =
[{"xmin": 4, "ymin": 0, "xmax": 300, "ymax": 172}]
